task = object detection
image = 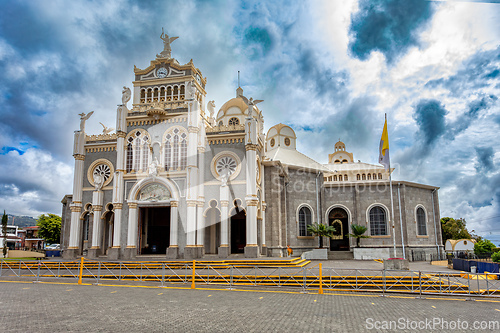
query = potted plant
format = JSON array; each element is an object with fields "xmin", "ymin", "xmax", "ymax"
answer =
[
  {"xmin": 348, "ymin": 224, "xmax": 369, "ymax": 248},
  {"xmin": 307, "ymin": 223, "xmax": 336, "ymax": 249}
]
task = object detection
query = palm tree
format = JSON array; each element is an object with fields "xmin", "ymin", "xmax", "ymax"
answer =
[
  {"xmin": 307, "ymin": 223, "xmax": 336, "ymax": 248},
  {"xmin": 348, "ymin": 224, "xmax": 369, "ymax": 248}
]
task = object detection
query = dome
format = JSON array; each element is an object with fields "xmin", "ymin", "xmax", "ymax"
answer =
[
  {"xmin": 266, "ymin": 123, "xmax": 296, "ymax": 151},
  {"xmin": 215, "ymin": 88, "xmax": 262, "ymax": 127},
  {"xmin": 334, "ymin": 140, "xmax": 346, "ymax": 151}
]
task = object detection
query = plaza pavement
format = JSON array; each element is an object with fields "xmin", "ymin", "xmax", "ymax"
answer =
[{"xmin": 0, "ymin": 277, "xmax": 499, "ymax": 333}]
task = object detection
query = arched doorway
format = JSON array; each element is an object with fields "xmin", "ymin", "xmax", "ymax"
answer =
[
  {"xmin": 230, "ymin": 208, "xmax": 246, "ymax": 254},
  {"xmin": 138, "ymin": 207, "xmax": 170, "ymax": 254},
  {"xmin": 204, "ymin": 204, "xmax": 221, "ymax": 254},
  {"xmin": 101, "ymin": 211, "xmax": 114, "ymax": 256},
  {"xmin": 328, "ymin": 207, "xmax": 350, "ymax": 251},
  {"xmin": 80, "ymin": 213, "xmax": 90, "ymax": 255}
]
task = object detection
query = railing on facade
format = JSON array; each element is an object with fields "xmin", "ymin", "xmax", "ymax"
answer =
[{"xmin": 1, "ymin": 260, "xmax": 499, "ymax": 297}]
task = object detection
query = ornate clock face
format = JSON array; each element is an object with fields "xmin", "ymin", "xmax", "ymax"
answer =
[{"xmin": 157, "ymin": 67, "xmax": 168, "ymax": 78}]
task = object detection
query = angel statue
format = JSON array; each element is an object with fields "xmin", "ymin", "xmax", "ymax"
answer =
[
  {"xmin": 149, "ymin": 157, "xmax": 160, "ymax": 178},
  {"xmin": 158, "ymin": 28, "xmax": 178, "ymax": 59},
  {"xmin": 240, "ymin": 96, "xmax": 263, "ymax": 118},
  {"xmin": 93, "ymin": 172, "xmax": 104, "ymax": 191},
  {"xmin": 78, "ymin": 111, "xmax": 94, "ymax": 132},
  {"xmin": 99, "ymin": 122, "xmax": 114, "ymax": 134},
  {"xmin": 122, "ymin": 86, "xmax": 131, "ymax": 106},
  {"xmin": 207, "ymin": 100, "xmax": 216, "ymax": 125}
]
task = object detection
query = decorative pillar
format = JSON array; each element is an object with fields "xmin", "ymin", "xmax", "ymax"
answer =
[
  {"xmin": 244, "ymin": 107, "xmax": 259, "ymax": 258},
  {"xmin": 123, "ymin": 202, "xmax": 138, "ymax": 259},
  {"xmin": 196, "ymin": 145, "xmax": 206, "ymax": 257},
  {"xmin": 185, "ymin": 96, "xmax": 201, "ymax": 259},
  {"xmin": 65, "ymin": 128, "xmax": 86, "ymax": 259},
  {"xmin": 88, "ymin": 190, "xmax": 103, "ymax": 258},
  {"xmin": 218, "ymin": 184, "xmax": 229, "ymax": 258},
  {"xmin": 109, "ymin": 104, "xmax": 127, "ymax": 260},
  {"xmin": 167, "ymin": 201, "xmax": 179, "ymax": 259},
  {"xmin": 261, "ymin": 201, "xmax": 267, "ymax": 254}
]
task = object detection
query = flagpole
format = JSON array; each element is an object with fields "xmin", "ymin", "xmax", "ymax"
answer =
[{"xmin": 386, "ymin": 114, "xmax": 397, "ymax": 258}]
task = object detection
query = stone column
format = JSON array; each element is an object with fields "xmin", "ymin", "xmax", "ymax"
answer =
[
  {"xmin": 244, "ymin": 110, "xmax": 259, "ymax": 258},
  {"xmin": 196, "ymin": 146, "xmax": 206, "ymax": 257},
  {"xmin": 218, "ymin": 184, "xmax": 229, "ymax": 258},
  {"xmin": 65, "ymin": 129, "xmax": 86, "ymax": 259},
  {"xmin": 185, "ymin": 99, "xmax": 200, "ymax": 259},
  {"xmin": 167, "ymin": 201, "xmax": 179, "ymax": 259},
  {"xmin": 109, "ymin": 105, "xmax": 127, "ymax": 260},
  {"xmin": 88, "ymin": 190, "xmax": 103, "ymax": 258},
  {"xmin": 123, "ymin": 202, "xmax": 138, "ymax": 259}
]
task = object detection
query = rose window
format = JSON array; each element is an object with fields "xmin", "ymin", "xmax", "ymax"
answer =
[
  {"xmin": 93, "ymin": 164, "xmax": 111, "ymax": 181},
  {"xmin": 216, "ymin": 156, "xmax": 237, "ymax": 177}
]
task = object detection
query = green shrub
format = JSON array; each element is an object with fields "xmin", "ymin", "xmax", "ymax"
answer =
[
  {"xmin": 474, "ymin": 239, "xmax": 496, "ymax": 255},
  {"xmin": 492, "ymin": 252, "xmax": 500, "ymax": 263}
]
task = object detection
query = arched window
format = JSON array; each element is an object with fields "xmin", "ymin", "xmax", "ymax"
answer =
[
  {"xmin": 164, "ymin": 128, "xmax": 188, "ymax": 171},
  {"xmin": 356, "ymin": 174, "xmax": 360, "ymax": 180},
  {"xmin": 367, "ymin": 173, "xmax": 371, "ymax": 180},
  {"xmin": 373, "ymin": 173, "xmax": 376, "ymax": 180},
  {"xmin": 228, "ymin": 117, "xmax": 239, "ymax": 126},
  {"xmin": 369, "ymin": 206, "xmax": 387, "ymax": 236},
  {"xmin": 298, "ymin": 206, "xmax": 313, "ymax": 236},
  {"xmin": 416, "ymin": 207, "xmax": 427, "ymax": 235},
  {"xmin": 378, "ymin": 173, "xmax": 382, "ymax": 180},
  {"xmin": 126, "ymin": 131, "xmax": 150, "ymax": 173},
  {"xmin": 362, "ymin": 174, "xmax": 366, "ymax": 180},
  {"xmin": 333, "ymin": 175, "xmax": 337, "ymax": 181},
  {"xmin": 344, "ymin": 174, "xmax": 348, "ymax": 181},
  {"xmin": 82, "ymin": 213, "xmax": 89, "ymax": 242},
  {"xmin": 339, "ymin": 175, "xmax": 343, "ymax": 181}
]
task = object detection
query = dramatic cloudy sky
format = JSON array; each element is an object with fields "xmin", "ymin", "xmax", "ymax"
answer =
[{"xmin": 1, "ymin": 0, "xmax": 499, "ymax": 243}]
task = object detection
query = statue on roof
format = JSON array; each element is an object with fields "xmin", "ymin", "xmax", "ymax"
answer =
[
  {"xmin": 122, "ymin": 86, "xmax": 131, "ymax": 106},
  {"xmin": 157, "ymin": 28, "xmax": 178, "ymax": 59},
  {"xmin": 240, "ymin": 95, "xmax": 263, "ymax": 118},
  {"xmin": 78, "ymin": 111, "xmax": 94, "ymax": 132}
]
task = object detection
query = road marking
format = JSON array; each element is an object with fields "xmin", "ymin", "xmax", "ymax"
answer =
[
  {"xmin": 110, "ymin": 291, "xmax": 117, "ymax": 293},
  {"xmin": 432, "ymin": 306, "xmax": 436, "ymax": 308},
  {"xmin": 158, "ymin": 293, "xmax": 163, "ymax": 295},
  {"xmin": 22, "ymin": 287, "xmax": 30, "ymax": 290},
  {"xmin": 259, "ymin": 297, "xmax": 263, "ymax": 299},
  {"xmin": 371, "ymin": 303, "xmax": 375, "ymax": 305},
  {"xmin": 66, "ymin": 289, "xmax": 72, "ymax": 291},
  {"xmin": 314, "ymin": 300, "xmax": 317, "ymax": 302},
  {"xmin": 208, "ymin": 295, "xmax": 212, "ymax": 297},
  {"xmin": 495, "ymin": 309, "xmax": 500, "ymax": 312}
]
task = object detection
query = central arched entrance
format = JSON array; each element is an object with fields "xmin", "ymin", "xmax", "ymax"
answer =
[
  {"xmin": 138, "ymin": 207, "xmax": 170, "ymax": 254},
  {"xmin": 328, "ymin": 207, "xmax": 350, "ymax": 251},
  {"xmin": 230, "ymin": 209, "xmax": 246, "ymax": 254}
]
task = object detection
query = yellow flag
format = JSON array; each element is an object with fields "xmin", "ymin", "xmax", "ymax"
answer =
[{"xmin": 379, "ymin": 117, "xmax": 390, "ymax": 170}]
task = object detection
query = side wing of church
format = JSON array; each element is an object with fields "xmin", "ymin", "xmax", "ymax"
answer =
[{"xmin": 60, "ymin": 34, "xmax": 443, "ymax": 260}]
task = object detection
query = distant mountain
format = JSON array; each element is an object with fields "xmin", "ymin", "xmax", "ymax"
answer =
[{"xmin": 7, "ymin": 215, "xmax": 38, "ymax": 228}]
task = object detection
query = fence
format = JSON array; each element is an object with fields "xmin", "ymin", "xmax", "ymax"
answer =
[
  {"xmin": 1, "ymin": 259, "xmax": 499, "ymax": 298},
  {"xmin": 410, "ymin": 250, "xmax": 447, "ymax": 262}
]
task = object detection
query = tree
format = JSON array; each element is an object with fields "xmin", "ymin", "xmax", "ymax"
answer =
[
  {"xmin": 348, "ymin": 224, "xmax": 370, "ymax": 248},
  {"xmin": 492, "ymin": 252, "xmax": 500, "ymax": 263},
  {"xmin": 37, "ymin": 214, "xmax": 62, "ymax": 244},
  {"xmin": 2, "ymin": 211, "xmax": 7, "ymax": 258},
  {"xmin": 307, "ymin": 223, "xmax": 336, "ymax": 248},
  {"xmin": 474, "ymin": 239, "xmax": 496, "ymax": 255},
  {"xmin": 440, "ymin": 217, "xmax": 471, "ymax": 242}
]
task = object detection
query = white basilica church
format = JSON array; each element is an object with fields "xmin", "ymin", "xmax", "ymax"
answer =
[{"xmin": 61, "ymin": 33, "xmax": 444, "ymax": 260}]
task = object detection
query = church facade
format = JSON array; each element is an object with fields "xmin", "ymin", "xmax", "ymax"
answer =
[{"xmin": 61, "ymin": 34, "xmax": 443, "ymax": 260}]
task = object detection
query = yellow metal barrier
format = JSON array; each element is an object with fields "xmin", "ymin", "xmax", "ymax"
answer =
[
  {"xmin": 191, "ymin": 260, "xmax": 196, "ymax": 289},
  {"xmin": 318, "ymin": 263, "xmax": 323, "ymax": 294},
  {"xmin": 78, "ymin": 257, "xmax": 84, "ymax": 285}
]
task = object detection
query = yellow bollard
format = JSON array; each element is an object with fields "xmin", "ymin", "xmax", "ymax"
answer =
[
  {"xmin": 78, "ymin": 257, "xmax": 84, "ymax": 285},
  {"xmin": 318, "ymin": 263, "xmax": 323, "ymax": 295},
  {"xmin": 191, "ymin": 260, "xmax": 196, "ymax": 289}
]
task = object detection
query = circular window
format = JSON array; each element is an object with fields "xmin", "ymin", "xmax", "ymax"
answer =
[
  {"xmin": 216, "ymin": 156, "xmax": 237, "ymax": 177},
  {"xmin": 284, "ymin": 137, "xmax": 291, "ymax": 146},
  {"xmin": 211, "ymin": 152, "xmax": 241, "ymax": 181},
  {"xmin": 87, "ymin": 159, "xmax": 115, "ymax": 188},
  {"xmin": 270, "ymin": 138, "xmax": 275, "ymax": 147}
]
